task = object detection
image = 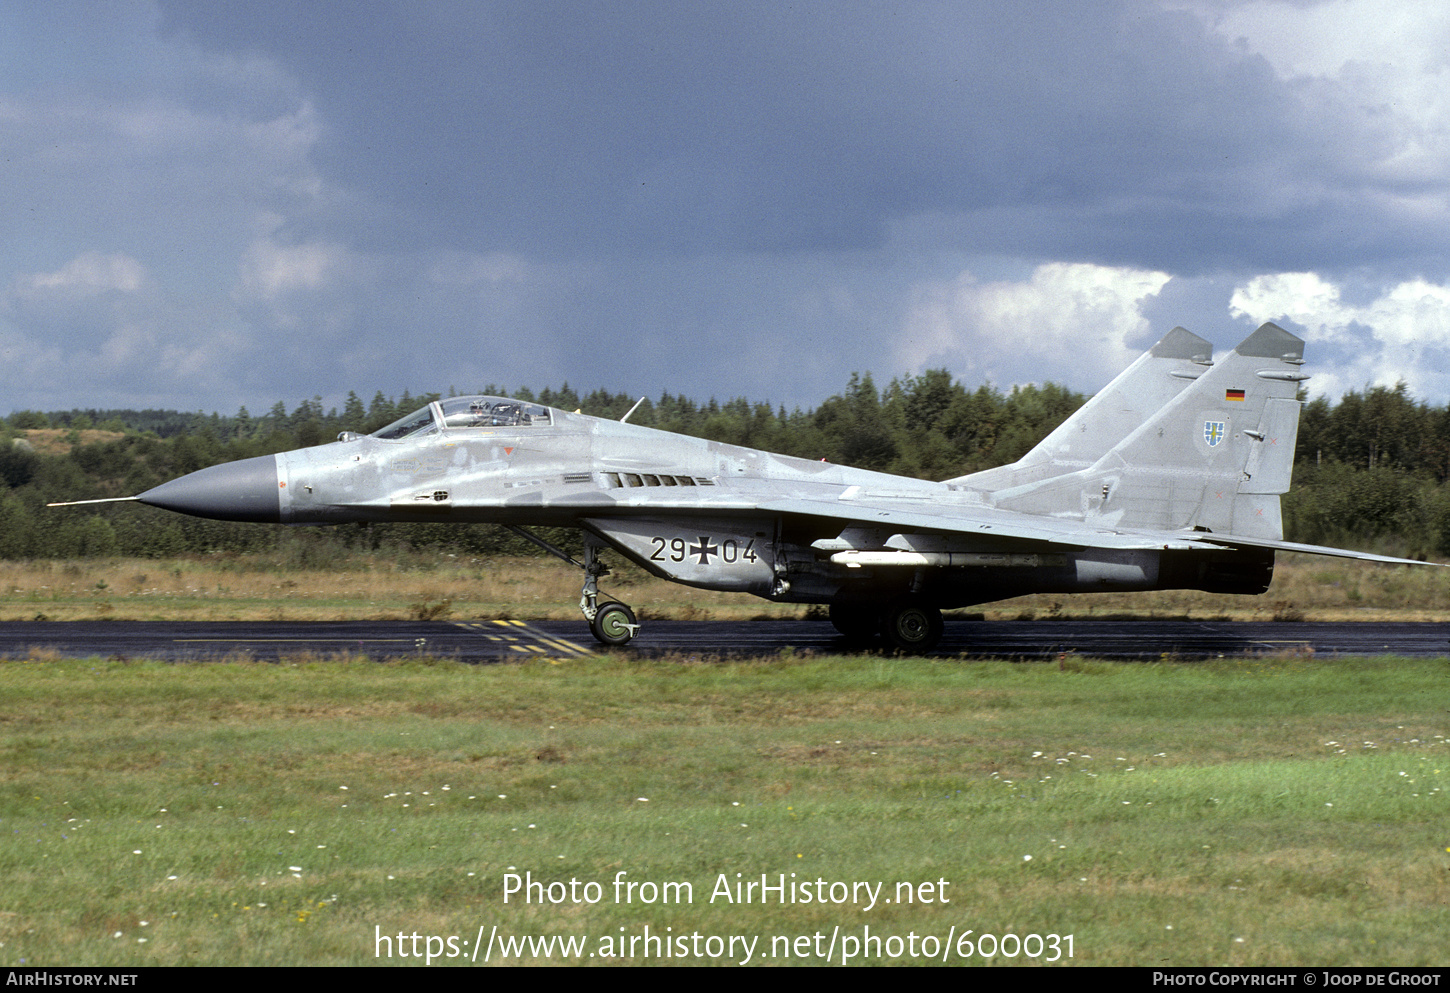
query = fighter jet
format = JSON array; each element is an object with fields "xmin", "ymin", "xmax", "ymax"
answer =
[{"xmin": 50, "ymin": 323, "xmax": 1438, "ymax": 651}]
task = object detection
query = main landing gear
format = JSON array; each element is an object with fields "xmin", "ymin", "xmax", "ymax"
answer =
[
  {"xmin": 504, "ymin": 526, "xmax": 641, "ymax": 647},
  {"xmin": 830, "ymin": 596, "xmax": 945, "ymax": 654}
]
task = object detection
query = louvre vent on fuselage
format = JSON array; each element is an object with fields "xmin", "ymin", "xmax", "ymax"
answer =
[{"xmin": 601, "ymin": 472, "xmax": 716, "ymax": 488}]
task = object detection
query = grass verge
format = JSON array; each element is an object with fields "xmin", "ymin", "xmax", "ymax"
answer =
[
  {"xmin": 4, "ymin": 551, "xmax": 1450, "ymax": 623},
  {"xmin": 0, "ymin": 653, "xmax": 1446, "ymax": 966}
]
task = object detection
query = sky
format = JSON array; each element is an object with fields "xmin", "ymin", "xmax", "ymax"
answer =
[{"xmin": 6, "ymin": 0, "xmax": 1450, "ymax": 418}]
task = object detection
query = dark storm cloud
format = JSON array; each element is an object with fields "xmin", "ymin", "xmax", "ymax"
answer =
[
  {"xmin": 8, "ymin": 1, "xmax": 1450, "ymax": 414},
  {"xmin": 157, "ymin": 1, "xmax": 1349, "ymax": 269}
]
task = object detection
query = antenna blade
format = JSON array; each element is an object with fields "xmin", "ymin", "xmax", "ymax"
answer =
[{"xmin": 620, "ymin": 396, "xmax": 646, "ymax": 422}]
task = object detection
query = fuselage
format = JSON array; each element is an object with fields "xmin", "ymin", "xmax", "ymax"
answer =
[{"xmin": 135, "ymin": 394, "xmax": 1272, "ymax": 610}]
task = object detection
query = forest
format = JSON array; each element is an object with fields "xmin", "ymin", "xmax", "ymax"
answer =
[{"xmin": 3, "ymin": 372, "xmax": 1448, "ymax": 561}]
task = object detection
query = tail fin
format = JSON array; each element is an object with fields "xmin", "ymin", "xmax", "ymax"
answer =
[
  {"xmin": 989, "ymin": 323, "xmax": 1306, "ymax": 539},
  {"xmin": 949, "ymin": 326, "xmax": 1213, "ymax": 490}
]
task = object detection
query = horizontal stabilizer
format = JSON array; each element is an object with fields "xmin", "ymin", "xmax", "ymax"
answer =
[{"xmin": 1190, "ymin": 533, "xmax": 1443, "ymax": 567}]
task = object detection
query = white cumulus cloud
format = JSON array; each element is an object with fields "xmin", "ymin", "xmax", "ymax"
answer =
[
  {"xmin": 899, "ymin": 262, "xmax": 1172, "ymax": 390},
  {"xmin": 12, "ymin": 252, "xmax": 148, "ymax": 300},
  {"xmin": 1231, "ymin": 271, "xmax": 1450, "ymax": 400},
  {"xmin": 237, "ymin": 238, "xmax": 347, "ymax": 302}
]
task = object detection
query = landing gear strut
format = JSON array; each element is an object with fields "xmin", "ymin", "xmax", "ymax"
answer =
[
  {"xmin": 504, "ymin": 526, "xmax": 640, "ymax": 647},
  {"xmin": 580, "ymin": 541, "xmax": 639, "ymax": 646}
]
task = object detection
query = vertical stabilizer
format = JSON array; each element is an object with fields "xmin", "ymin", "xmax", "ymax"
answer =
[
  {"xmin": 949, "ymin": 326, "xmax": 1213, "ymax": 490},
  {"xmin": 988, "ymin": 323, "xmax": 1307, "ymax": 537}
]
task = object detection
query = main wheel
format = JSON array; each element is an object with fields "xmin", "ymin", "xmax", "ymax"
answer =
[
  {"xmin": 829, "ymin": 602, "xmax": 880, "ymax": 642},
  {"xmin": 880, "ymin": 599, "xmax": 944, "ymax": 653},
  {"xmin": 590, "ymin": 601, "xmax": 638, "ymax": 646}
]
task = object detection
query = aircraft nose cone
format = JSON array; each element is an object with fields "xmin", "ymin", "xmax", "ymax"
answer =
[{"xmin": 138, "ymin": 455, "xmax": 282, "ymax": 522}]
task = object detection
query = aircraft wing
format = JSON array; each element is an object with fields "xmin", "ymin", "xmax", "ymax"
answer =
[
  {"xmin": 756, "ymin": 493, "xmax": 1205, "ymax": 550},
  {"xmin": 754, "ymin": 493, "xmax": 1438, "ymax": 565}
]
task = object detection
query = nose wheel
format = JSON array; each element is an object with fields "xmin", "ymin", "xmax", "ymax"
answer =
[
  {"xmin": 502, "ymin": 525, "xmax": 641, "ymax": 647},
  {"xmin": 590, "ymin": 601, "xmax": 639, "ymax": 646}
]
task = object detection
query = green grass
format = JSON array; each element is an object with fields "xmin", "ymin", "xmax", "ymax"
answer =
[{"xmin": 0, "ymin": 654, "xmax": 1447, "ymax": 966}]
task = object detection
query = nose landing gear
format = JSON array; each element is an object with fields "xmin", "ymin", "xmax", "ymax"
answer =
[
  {"xmin": 580, "ymin": 541, "xmax": 639, "ymax": 646},
  {"xmin": 504, "ymin": 525, "xmax": 641, "ymax": 647}
]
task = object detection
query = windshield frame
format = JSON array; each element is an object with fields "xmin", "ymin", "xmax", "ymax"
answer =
[
  {"xmin": 369, "ymin": 395, "xmax": 554, "ymax": 441},
  {"xmin": 436, "ymin": 395, "xmax": 553, "ymax": 430},
  {"xmin": 370, "ymin": 402, "xmax": 443, "ymax": 442}
]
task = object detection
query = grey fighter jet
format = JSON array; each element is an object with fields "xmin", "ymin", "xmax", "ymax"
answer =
[{"xmin": 51, "ymin": 324, "xmax": 1438, "ymax": 651}]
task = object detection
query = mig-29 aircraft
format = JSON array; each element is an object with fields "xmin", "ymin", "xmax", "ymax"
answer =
[{"xmin": 51, "ymin": 323, "xmax": 1437, "ymax": 652}]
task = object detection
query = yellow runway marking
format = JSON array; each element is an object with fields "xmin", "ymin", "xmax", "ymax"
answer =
[{"xmin": 456, "ymin": 621, "xmax": 595, "ymax": 658}]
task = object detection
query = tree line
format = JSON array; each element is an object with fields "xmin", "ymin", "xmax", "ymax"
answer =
[{"xmin": 3, "ymin": 375, "xmax": 1448, "ymax": 560}]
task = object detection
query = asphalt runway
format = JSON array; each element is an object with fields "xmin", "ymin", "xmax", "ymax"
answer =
[{"xmin": 3, "ymin": 618, "xmax": 1449, "ymax": 662}]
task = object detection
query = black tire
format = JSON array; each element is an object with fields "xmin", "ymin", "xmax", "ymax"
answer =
[
  {"xmin": 880, "ymin": 599, "xmax": 944, "ymax": 653},
  {"xmin": 829, "ymin": 601, "xmax": 880, "ymax": 642},
  {"xmin": 590, "ymin": 601, "xmax": 637, "ymax": 646}
]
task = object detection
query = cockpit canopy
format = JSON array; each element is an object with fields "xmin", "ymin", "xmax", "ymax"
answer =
[{"xmin": 370, "ymin": 395, "xmax": 554, "ymax": 441}]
